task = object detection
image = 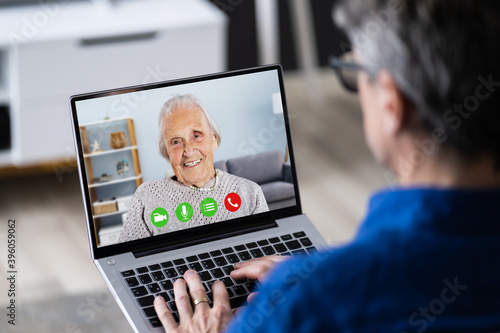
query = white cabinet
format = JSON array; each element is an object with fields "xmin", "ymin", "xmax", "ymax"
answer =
[{"xmin": 0, "ymin": 0, "xmax": 226, "ymax": 167}]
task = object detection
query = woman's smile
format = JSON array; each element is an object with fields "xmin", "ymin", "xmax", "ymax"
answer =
[{"xmin": 183, "ymin": 159, "xmax": 202, "ymax": 168}]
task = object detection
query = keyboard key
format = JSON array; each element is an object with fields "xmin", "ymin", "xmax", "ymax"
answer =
[
  {"xmin": 273, "ymin": 244, "xmax": 287, "ymax": 253},
  {"xmin": 198, "ymin": 253, "xmax": 210, "ymax": 259},
  {"xmin": 161, "ymin": 280, "xmax": 173, "ymax": 290},
  {"xmin": 211, "ymin": 268, "xmax": 224, "ymax": 279},
  {"xmin": 188, "ymin": 262, "xmax": 203, "ymax": 272},
  {"xmin": 227, "ymin": 287, "xmax": 235, "ymax": 298},
  {"xmin": 222, "ymin": 265, "xmax": 235, "ymax": 275},
  {"xmin": 143, "ymin": 306, "xmax": 157, "ymax": 317},
  {"xmin": 149, "ymin": 317, "xmax": 162, "ymax": 327},
  {"xmin": 207, "ymin": 291, "xmax": 213, "ymax": 303},
  {"xmin": 268, "ymin": 237, "xmax": 280, "ymax": 244},
  {"xmin": 173, "ymin": 258, "xmax": 185, "ymax": 265},
  {"xmin": 226, "ymin": 254, "xmax": 240, "ymax": 264},
  {"xmin": 164, "ymin": 268, "xmax": 178, "ymax": 278},
  {"xmin": 210, "ymin": 250, "xmax": 222, "ymax": 257},
  {"xmin": 186, "ymin": 255, "xmax": 198, "ymax": 262},
  {"xmin": 220, "ymin": 277, "xmax": 234, "ymax": 287},
  {"xmin": 168, "ymin": 290, "xmax": 176, "ymax": 299},
  {"xmin": 156, "ymin": 292, "xmax": 170, "ymax": 302},
  {"xmin": 137, "ymin": 295, "xmax": 155, "ymax": 307},
  {"xmin": 148, "ymin": 283, "xmax": 162, "ymax": 293},
  {"xmin": 293, "ymin": 231, "xmax": 306, "ymax": 238},
  {"xmin": 245, "ymin": 281, "xmax": 257, "ymax": 291},
  {"xmin": 125, "ymin": 277, "xmax": 139, "ymax": 287},
  {"xmin": 148, "ymin": 264, "xmax": 161, "ymax": 271},
  {"xmin": 121, "ymin": 270, "xmax": 135, "ymax": 277},
  {"xmin": 245, "ymin": 242, "xmax": 258, "ymax": 249},
  {"xmin": 131, "ymin": 286, "xmax": 148, "ymax": 297},
  {"xmin": 168, "ymin": 301, "xmax": 178, "ymax": 312},
  {"xmin": 262, "ymin": 246, "xmax": 276, "ymax": 255},
  {"xmin": 160, "ymin": 261, "xmax": 173, "ymax": 268},
  {"xmin": 291, "ymin": 249, "xmax": 307, "ymax": 257},
  {"xmin": 172, "ymin": 313, "xmax": 179, "ymax": 322},
  {"xmin": 177, "ymin": 265, "xmax": 189, "ymax": 275},
  {"xmin": 136, "ymin": 267, "xmax": 149, "ymax": 274},
  {"xmin": 238, "ymin": 251, "xmax": 252, "ymax": 261},
  {"xmin": 152, "ymin": 271, "xmax": 165, "ymax": 281},
  {"xmin": 222, "ymin": 247, "xmax": 234, "ymax": 254},
  {"xmin": 214, "ymin": 256, "xmax": 228, "ymax": 266},
  {"xmin": 232, "ymin": 285, "xmax": 247, "ymax": 295},
  {"xmin": 202, "ymin": 259, "xmax": 216, "ymax": 269},
  {"xmin": 229, "ymin": 295, "xmax": 247, "ymax": 309},
  {"xmin": 138, "ymin": 274, "xmax": 152, "ymax": 284},
  {"xmin": 306, "ymin": 247, "xmax": 317, "ymax": 254},
  {"xmin": 199, "ymin": 271, "xmax": 212, "ymax": 281},
  {"xmin": 257, "ymin": 240, "xmax": 269, "ymax": 246},
  {"xmin": 281, "ymin": 234, "xmax": 292, "ymax": 241},
  {"xmin": 234, "ymin": 245, "xmax": 246, "ymax": 251},
  {"xmin": 250, "ymin": 249, "xmax": 264, "ymax": 258},
  {"xmin": 206, "ymin": 280, "xmax": 216, "ymax": 290},
  {"xmin": 285, "ymin": 240, "xmax": 301, "ymax": 250},
  {"xmin": 299, "ymin": 237, "xmax": 313, "ymax": 247}
]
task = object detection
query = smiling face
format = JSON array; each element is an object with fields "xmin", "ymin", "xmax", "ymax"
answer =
[{"xmin": 162, "ymin": 107, "xmax": 219, "ymax": 188}]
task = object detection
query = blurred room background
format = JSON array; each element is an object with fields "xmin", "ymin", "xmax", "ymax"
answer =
[{"xmin": 0, "ymin": 0, "xmax": 387, "ymax": 331}]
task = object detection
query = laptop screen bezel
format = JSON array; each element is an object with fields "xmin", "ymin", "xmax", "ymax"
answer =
[{"xmin": 69, "ymin": 65, "xmax": 302, "ymax": 260}]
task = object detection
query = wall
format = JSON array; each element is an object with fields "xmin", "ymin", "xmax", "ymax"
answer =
[{"xmin": 75, "ymin": 69, "xmax": 288, "ymax": 190}]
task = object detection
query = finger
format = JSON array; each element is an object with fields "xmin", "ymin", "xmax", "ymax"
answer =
[
  {"xmin": 233, "ymin": 255, "xmax": 287, "ymax": 270},
  {"xmin": 231, "ymin": 258, "xmax": 283, "ymax": 282},
  {"xmin": 211, "ymin": 280, "xmax": 232, "ymax": 315},
  {"xmin": 173, "ymin": 278, "xmax": 193, "ymax": 320},
  {"xmin": 154, "ymin": 296, "xmax": 178, "ymax": 332},
  {"xmin": 183, "ymin": 270, "xmax": 210, "ymax": 310},
  {"xmin": 247, "ymin": 292, "xmax": 259, "ymax": 304}
]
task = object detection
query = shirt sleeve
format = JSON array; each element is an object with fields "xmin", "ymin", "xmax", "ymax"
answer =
[
  {"xmin": 224, "ymin": 257, "xmax": 316, "ymax": 333},
  {"xmin": 118, "ymin": 189, "xmax": 151, "ymax": 243}
]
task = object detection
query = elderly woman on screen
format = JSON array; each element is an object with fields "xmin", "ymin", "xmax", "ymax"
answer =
[{"xmin": 118, "ymin": 94, "xmax": 268, "ymax": 243}]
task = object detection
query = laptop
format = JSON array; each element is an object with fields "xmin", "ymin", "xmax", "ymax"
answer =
[{"xmin": 69, "ymin": 65, "xmax": 327, "ymax": 332}]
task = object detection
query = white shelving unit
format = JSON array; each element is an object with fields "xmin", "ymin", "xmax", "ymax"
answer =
[{"xmin": 80, "ymin": 117, "xmax": 142, "ymax": 246}]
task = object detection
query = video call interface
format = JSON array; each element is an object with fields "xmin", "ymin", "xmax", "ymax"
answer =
[{"xmin": 74, "ymin": 69, "xmax": 296, "ymax": 248}]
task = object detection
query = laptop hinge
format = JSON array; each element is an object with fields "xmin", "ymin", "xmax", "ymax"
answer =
[{"xmin": 131, "ymin": 219, "xmax": 277, "ymax": 258}]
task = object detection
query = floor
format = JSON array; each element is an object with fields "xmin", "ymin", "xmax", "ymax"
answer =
[{"xmin": 0, "ymin": 70, "xmax": 388, "ymax": 329}]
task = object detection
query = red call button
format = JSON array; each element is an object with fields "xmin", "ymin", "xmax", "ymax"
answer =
[{"xmin": 224, "ymin": 193, "xmax": 241, "ymax": 212}]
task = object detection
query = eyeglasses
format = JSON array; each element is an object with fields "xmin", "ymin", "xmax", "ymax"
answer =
[{"xmin": 329, "ymin": 52, "xmax": 364, "ymax": 93}]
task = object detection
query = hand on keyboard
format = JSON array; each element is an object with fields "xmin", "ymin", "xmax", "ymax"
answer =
[
  {"xmin": 154, "ymin": 269, "xmax": 233, "ymax": 332},
  {"xmin": 230, "ymin": 255, "xmax": 291, "ymax": 303}
]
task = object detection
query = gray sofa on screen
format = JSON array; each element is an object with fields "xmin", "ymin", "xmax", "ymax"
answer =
[{"xmin": 214, "ymin": 150, "xmax": 296, "ymax": 210}]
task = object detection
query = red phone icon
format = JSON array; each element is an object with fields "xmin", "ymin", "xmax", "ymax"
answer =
[{"xmin": 224, "ymin": 193, "xmax": 241, "ymax": 212}]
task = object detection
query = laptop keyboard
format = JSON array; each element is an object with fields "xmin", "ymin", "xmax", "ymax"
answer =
[{"xmin": 120, "ymin": 231, "xmax": 317, "ymax": 328}]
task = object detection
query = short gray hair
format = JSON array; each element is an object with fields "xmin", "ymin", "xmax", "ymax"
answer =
[
  {"xmin": 334, "ymin": 0, "xmax": 500, "ymax": 166},
  {"xmin": 158, "ymin": 94, "xmax": 221, "ymax": 162}
]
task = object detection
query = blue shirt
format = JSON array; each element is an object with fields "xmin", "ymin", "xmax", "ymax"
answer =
[{"xmin": 226, "ymin": 187, "xmax": 500, "ymax": 332}]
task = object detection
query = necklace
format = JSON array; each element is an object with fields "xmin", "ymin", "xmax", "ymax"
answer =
[{"xmin": 189, "ymin": 170, "xmax": 219, "ymax": 192}]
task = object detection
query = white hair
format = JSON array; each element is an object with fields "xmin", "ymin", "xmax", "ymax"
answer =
[{"xmin": 158, "ymin": 94, "xmax": 221, "ymax": 162}]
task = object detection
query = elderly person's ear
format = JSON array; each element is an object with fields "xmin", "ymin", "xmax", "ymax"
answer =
[
  {"xmin": 376, "ymin": 70, "xmax": 408, "ymax": 137},
  {"xmin": 212, "ymin": 133, "xmax": 219, "ymax": 151}
]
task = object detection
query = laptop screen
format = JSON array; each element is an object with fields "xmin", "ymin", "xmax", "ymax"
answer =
[{"xmin": 71, "ymin": 66, "xmax": 300, "ymax": 253}]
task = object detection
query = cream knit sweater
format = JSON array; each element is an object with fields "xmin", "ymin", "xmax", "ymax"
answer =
[{"xmin": 118, "ymin": 170, "xmax": 268, "ymax": 243}]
